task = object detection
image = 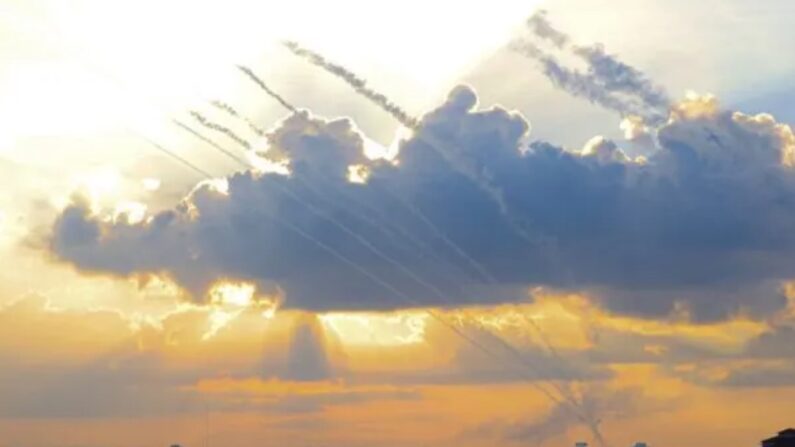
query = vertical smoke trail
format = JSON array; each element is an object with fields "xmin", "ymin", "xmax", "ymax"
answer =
[
  {"xmin": 282, "ymin": 42, "xmax": 419, "ymax": 128},
  {"xmin": 210, "ymin": 100, "xmax": 266, "ymax": 137},
  {"xmin": 515, "ymin": 11, "xmax": 670, "ymax": 125},
  {"xmin": 189, "ymin": 111, "xmax": 252, "ymax": 150},
  {"xmin": 236, "ymin": 65, "xmax": 299, "ymax": 114}
]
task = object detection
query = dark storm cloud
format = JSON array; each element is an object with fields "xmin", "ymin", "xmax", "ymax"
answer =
[{"xmin": 50, "ymin": 86, "xmax": 795, "ymax": 320}]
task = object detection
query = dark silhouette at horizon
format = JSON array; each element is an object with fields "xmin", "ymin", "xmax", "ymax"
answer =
[{"xmin": 763, "ymin": 429, "xmax": 795, "ymax": 447}]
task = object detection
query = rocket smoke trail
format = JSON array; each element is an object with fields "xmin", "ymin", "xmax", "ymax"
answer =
[
  {"xmin": 209, "ymin": 100, "xmax": 240, "ymax": 118},
  {"xmin": 525, "ymin": 10, "xmax": 569, "ymax": 48},
  {"xmin": 190, "ymin": 111, "xmax": 252, "ymax": 150},
  {"xmin": 283, "ymin": 41, "xmax": 420, "ymax": 128},
  {"xmin": 236, "ymin": 65, "xmax": 299, "ymax": 114},
  {"xmin": 512, "ymin": 41, "xmax": 651, "ymax": 119},
  {"xmin": 210, "ymin": 100, "xmax": 265, "ymax": 137},
  {"xmin": 514, "ymin": 11, "xmax": 670, "ymax": 125},
  {"xmin": 572, "ymin": 44, "xmax": 670, "ymax": 114}
]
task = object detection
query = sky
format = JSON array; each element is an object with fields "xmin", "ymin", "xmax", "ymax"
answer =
[{"xmin": 2, "ymin": 1, "xmax": 795, "ymax": 446}]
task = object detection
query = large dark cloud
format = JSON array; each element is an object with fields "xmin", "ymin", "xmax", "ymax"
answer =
[{"xmin": 50, "ymin": 87, "xmax": 795, "ymax": 319}]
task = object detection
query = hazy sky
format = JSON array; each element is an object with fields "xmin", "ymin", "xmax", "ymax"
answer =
[{"xmin": 2, "ymin": 1, "xmax": 795, "ymax": 446}]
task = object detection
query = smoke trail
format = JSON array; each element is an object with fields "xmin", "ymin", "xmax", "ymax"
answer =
[
  {"xmin": 283, "ymin": 41, "xmax": 420, "ymax": 128},
  {"xmin": 236, "ymin": 65, "xmax": 299, "ymax": 114},
  {"xmin": 209, "ymin": 100, "xmax": 239, "ymax": 118},
  {"xmin": 528, "ymin": 11, "xmax": 667, "ymax": 106},
  {"xmin": 512, "ymin": 42, "xmax": 647, "ymax": 117},
  {"xmin": 209, "ymin": 100, "xmax": 265, "ymax": 137},
  {"xmin": 515, "ymin": 11, "xmax": 670, "ymax": 125},
  {"xmin": 526, "ymin": 10, "xmax": 569, "ymax": 49},
  {"xmin": 571, "ymin": 44, "xmax": 670, "ymax": 112},
  {"xmin": 189, "ymin": 111, "xmax": 252, "ymax": 150}
]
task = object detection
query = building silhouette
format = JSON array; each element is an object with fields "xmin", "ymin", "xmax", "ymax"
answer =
[{"xmin": 763, "ymin": 429, "xmax": 795, "ymax": 447}]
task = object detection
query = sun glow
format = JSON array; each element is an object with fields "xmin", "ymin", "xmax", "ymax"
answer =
[
  {"xmin": 0, "ymin": 0, "xmax": 539, "ymax": 153},
  {"xmin": 209, "ymin": 282, "xmax": 256, "ymax": 308},
  {"xmin": 202, "ymin": 281, "xmax": 281, "ymax": 340},
  {"xmin": 320, "ymin": 311, "xmax": 429, "ymax": 346},
  {"xmin": 112, "ymin": 201, "xmax": 147, "ymax": 225}
]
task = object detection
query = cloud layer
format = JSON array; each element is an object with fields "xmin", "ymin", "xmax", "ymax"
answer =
[{"xmin": 51, "ymin": 86, "xmax": 795, "ymax": 320}]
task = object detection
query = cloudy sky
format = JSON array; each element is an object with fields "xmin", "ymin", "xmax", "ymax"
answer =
[{"xmin": 2, "ymin": 0, "xmax": 795, "ymax": 446}]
